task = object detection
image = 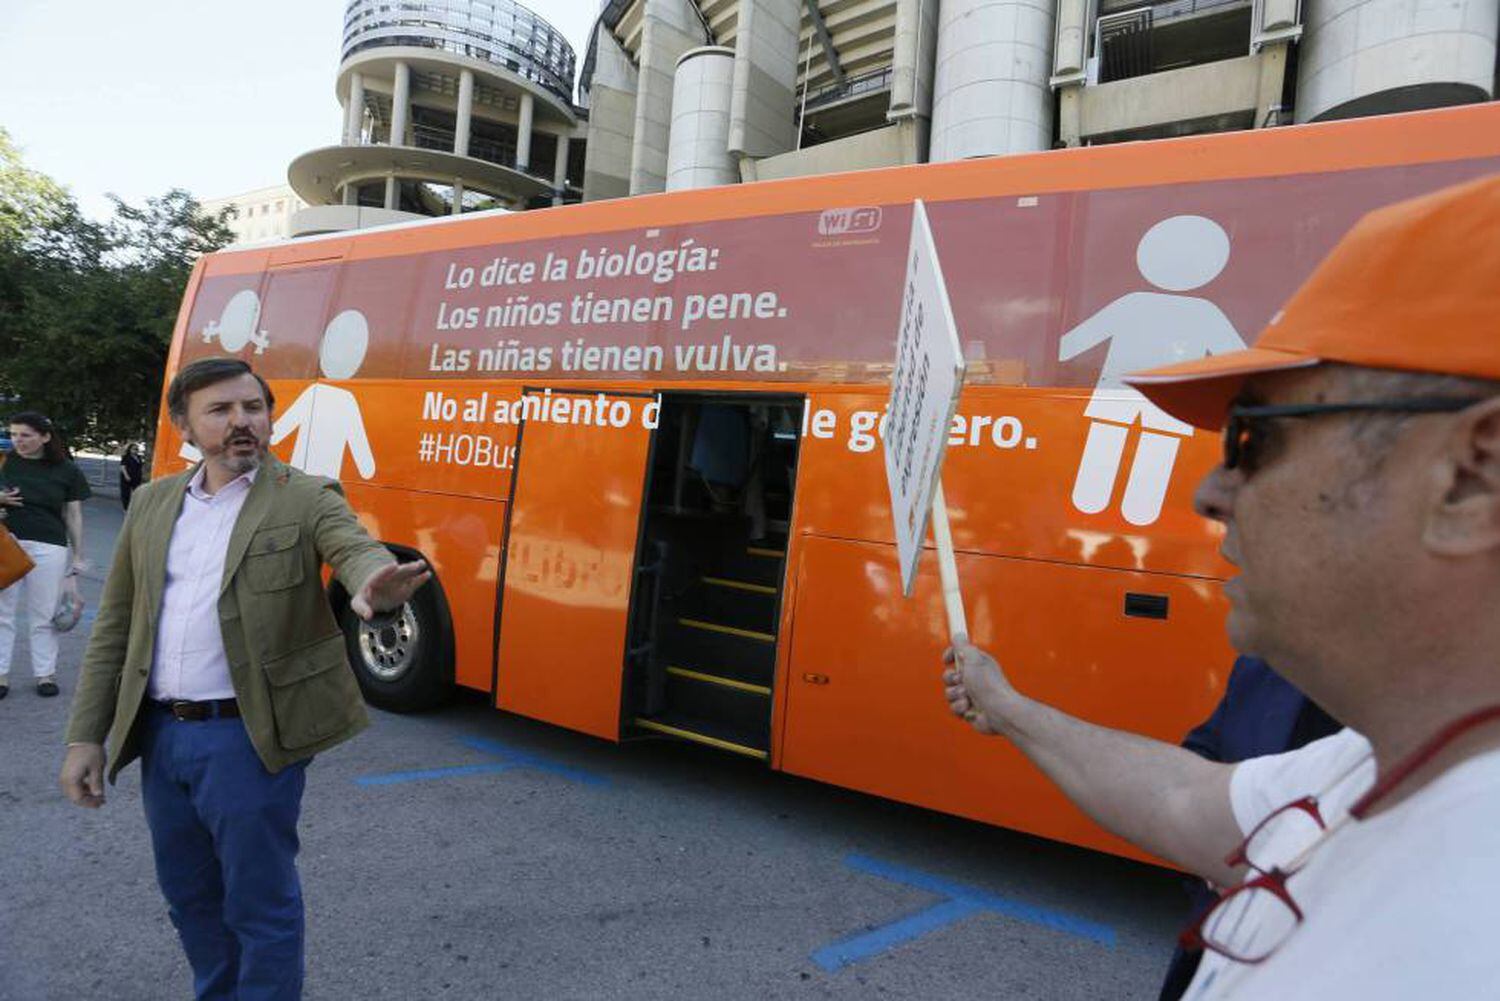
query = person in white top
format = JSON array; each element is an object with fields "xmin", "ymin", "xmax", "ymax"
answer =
[{"xmin": 942, "ymin": 173, "xmax": 1500, "ymax": 999}]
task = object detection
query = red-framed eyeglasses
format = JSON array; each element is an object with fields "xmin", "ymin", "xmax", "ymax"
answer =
[
  {"xmin": 1179, "ymin": 703, "xmax": 1500, "ymax": 966},
  {"xmin": 1179, "ymin": 795, "xmax": 1333, "ymax": 963}
]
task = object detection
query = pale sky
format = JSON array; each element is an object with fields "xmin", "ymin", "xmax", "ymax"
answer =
[{"xmin": 0, "ymin": 0, "xmax": 598, "ymax": 220}]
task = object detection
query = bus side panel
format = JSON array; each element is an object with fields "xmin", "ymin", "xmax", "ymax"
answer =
[
  {"xmin": 334, "ymin": 380, "xmax": 517, "ymax": 500},
  {"xmin": 341, "ymin": 482, "xmax": 502, "ymax": 693},
  {"xmin": 793, "ymin": 389, "xmax": 1230, "ymax": 580},
  {"xmin": 778, "ymin": 535, "xmax": 1233, "ymax": 862},
  {"xmin": 320, "ymin": 379, "xmax": 511, "ymax": 694}
]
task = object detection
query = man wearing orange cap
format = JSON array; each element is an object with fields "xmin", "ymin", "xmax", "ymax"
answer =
[{"xmin": 943, "ymin": 172, "xmax": 1500, "ymax": 998}]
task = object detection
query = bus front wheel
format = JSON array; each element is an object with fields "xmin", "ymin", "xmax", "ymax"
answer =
[{"xmin": 339, "ymin": 576, "xmax": 452, "ymax": 712}]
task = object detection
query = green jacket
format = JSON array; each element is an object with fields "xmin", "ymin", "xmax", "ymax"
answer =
[{"xmin": 65, "ymin": 457, "xmax": 394, "ymax": 781}]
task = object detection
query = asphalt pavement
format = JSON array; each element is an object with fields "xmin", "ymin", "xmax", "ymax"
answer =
[{"xmin": 0, "ymin": 497, "xmax": 1188, "ymax": 1000}]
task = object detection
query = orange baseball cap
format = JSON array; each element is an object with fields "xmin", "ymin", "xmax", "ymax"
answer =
[{"xmin": 1125, "ymin": 172, "xmax": 1500, "ymax": 430}]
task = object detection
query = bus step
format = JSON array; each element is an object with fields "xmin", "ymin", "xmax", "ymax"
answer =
[
  {"xmin": 661, "ymin": 672, "xmax": 771, "ymax": 736},
  {"xmin": 666, "ymin": 666, "xmax": 771, "ymax": 697},
  {"xmin": 678, "ymin": 618, "xmax": 775, "ymax": 643},
  {"xmin": 683, "ymin": 584, "xmax": 779, "ymax": 634},
  {"xmin": 701, "ymin": 576, "xmax": 777, "ymax": 595},
  {"xmin": 659, "ymin": 629, "xmax": 775, "ymax": 688},
  {"xmin": 709, "ymin": 543, "xmax": 787, "ymax": 588},
  {"xmin": 633, "ymin": 714, "xmax": 769, "ymax": 760}
]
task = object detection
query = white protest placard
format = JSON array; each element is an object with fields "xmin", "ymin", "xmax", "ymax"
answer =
[{"xmin": 883, "ymin": 200, "xmax": 969, "ymax": 638}]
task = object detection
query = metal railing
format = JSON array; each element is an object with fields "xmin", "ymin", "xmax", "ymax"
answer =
[
  {"xmin": 342, "ymin": 0, "xmax": 576, "ymax": 105},
  {"xmin": 407, "ymin": 122, "xmax": 544, "ymax": 180},
  {"xmin": 802, "ymin": 67, "xmax": 893, "ymax": 113},
  {"xmin": 1093, "ymin": 0, "xmax": 1252, "ymax": 83},
  {"xmin": 1098, "ymin": 0, "xmax": 1248, "ymax": 17}
]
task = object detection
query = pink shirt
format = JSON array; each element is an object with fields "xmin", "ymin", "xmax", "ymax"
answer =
[{"xmin": 147, "ymin": 465, "xmax": 257, "ymax": 701}]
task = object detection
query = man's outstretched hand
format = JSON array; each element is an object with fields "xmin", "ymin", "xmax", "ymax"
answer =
[{"xmin": 351, "ymin": 560, "xmax": 432, "ymax": 621}]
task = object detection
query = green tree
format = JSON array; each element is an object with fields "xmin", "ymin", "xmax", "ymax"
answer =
[
  {"xmin": 0, "ymin": 130, "xmax": 233, "ymax": 450},
  {"xmin": 0, "ymin": 127, "xmax": 70, "ymax": 248}
]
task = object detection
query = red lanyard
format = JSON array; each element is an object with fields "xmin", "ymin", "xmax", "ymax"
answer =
[{"xmin": 1348, "ymin": 704, "xmax": 1500, "ymax": 820}]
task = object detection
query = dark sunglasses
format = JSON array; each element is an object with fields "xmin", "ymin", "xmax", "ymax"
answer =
[{"xmin": 1224, "ymin": 398, "xmax": 1488, "ymax": 471}]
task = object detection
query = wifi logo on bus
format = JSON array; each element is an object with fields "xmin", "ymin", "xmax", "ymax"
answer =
[{"xmin": 818, "ymin": 207, "xmax": 883, "ymax": 236}]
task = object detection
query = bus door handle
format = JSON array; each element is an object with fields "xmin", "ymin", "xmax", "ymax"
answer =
[
  {"xmin": 801, "ymin": 673, "xmax": 830, "ymax": 685},
  {"xmin": 629, "ymin": 541, "xmax": 668, "ymax": 667},
  {"xmin": 632, "ymin": 541, "xmax": 670, "ymax": 714}
]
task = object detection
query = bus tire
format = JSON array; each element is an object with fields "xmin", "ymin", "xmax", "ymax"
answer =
[{"xmin": 337, "ymin": 569, "xmax": 453, "ymax": 713}]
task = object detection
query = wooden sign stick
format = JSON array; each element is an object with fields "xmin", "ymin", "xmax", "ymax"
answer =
[{"xmin": 930, "ymin": 480, "xmax": 968, "ymax": 644}]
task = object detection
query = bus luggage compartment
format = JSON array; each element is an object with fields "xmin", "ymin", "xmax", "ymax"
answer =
[{"xmin": 778, "ymin": 534, "xmax": 1232, "ymax": 863}]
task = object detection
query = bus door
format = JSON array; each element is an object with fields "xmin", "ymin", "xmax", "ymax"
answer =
[
  {"xmin": 621, "ymin": 394, "xmax": 805, "ymax": 763},
  {"xmin": 494, "ymin": 389, "xmax": 654, "ymax": 740}
]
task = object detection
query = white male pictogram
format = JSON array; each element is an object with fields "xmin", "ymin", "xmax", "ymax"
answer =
[
  {"xmin": 270, "ymin": 310, "xmax": 376, "ymax": 480},
  {"xmin": 1058, "ymin": 216, "xmax": 1247, "ymax": 526}
]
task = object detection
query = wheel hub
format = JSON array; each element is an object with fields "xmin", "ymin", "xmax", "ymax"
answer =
[{"xmin": 357, "ymin": 604, "xmax": 420, "ymax": 682}]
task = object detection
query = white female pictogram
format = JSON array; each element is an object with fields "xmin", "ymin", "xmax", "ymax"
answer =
[
  {"xmin": 1058, "ymin": 215, "xmax": 1247, "ymax": 526},
  {"xmin": 202, "ymin": 289, "xmax": 271, "ymax": 355},
  {"xmin": 270, "ymin": 310, "xmax": 376, "ymax": 479}
]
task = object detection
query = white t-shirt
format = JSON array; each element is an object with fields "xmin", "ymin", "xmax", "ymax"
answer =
[{"xmin": 1184, "ymin": 728, "xmax": 1500, "ymax": 1000}]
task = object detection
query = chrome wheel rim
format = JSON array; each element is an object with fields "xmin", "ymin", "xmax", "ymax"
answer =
[{"xmin": 357, "ymin": 604, "xmax": 419, "ymax": 682}]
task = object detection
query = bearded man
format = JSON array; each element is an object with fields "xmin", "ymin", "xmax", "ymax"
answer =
[{"xmin": 60, "ymin": 357, "xmax": 429, "ymax": 1000}]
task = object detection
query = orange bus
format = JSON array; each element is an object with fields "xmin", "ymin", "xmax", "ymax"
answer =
[{"xmin": 157, "ymin": 102, "xmax": 1500, "ymax": 863}]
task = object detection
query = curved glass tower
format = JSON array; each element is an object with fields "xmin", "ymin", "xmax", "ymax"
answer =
[{"xmin": 289, "ymin": 0, "xmax": 583, "ymax": 233}]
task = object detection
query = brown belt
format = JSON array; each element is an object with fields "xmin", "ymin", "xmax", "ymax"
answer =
[{"xmin": 153, "ymin": 698, "xmax": 240, "ymax": 721}]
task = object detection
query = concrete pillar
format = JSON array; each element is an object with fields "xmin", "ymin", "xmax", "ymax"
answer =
[
  {"xmin": 1295, "ymin": 0, "xmax": 1497, "ymax": 123},
  {"xmin": 1057, "ymin": 85, "xmax": 1082, "ymax": 146},
  {"xmin": 553, "ymin": 134, "xmax": 571, "ymax": 190},
  {"xmin": 1254, "ymin": 42, "xmax": 1289, "ymax": 127},
  {"xmin": 452, "ymin": 180, "xmax": 464, "ymax": 215},
  {"xmin": 669, "ymin": 47, "xmax": 738, "ymax": 190},
  {"xmin": 630, "ymin": 0, "xmax": 709, "ymax": 195},
  {"xmin": 390, "ymin": 61, "xmax": 411, "ymax": 146},
  {"xmin": 516, "ymin": 93, "xmax": 534, "ymax": 171},
  {"xmin": 384, "ymin": 175, "xmax": 398, "ymax": 210},
  {"xmin": 727, "ymin": 0, "xmax": 800, "ymax": 159},
  {"xmin": 890, "ymin": 0, "xmax": 941, "ymax": 128},
  {"xmin": 455, "ymin": 69, "xmax": 474, "ymax": 156},
  {"xmin": 344, "ymin": 71, "xmax": 365, "ymax": 145},
  {"xmin": 1052, "ymin": 0, "xmax": 1088, "ymax": 83},
  {"xmin": 929, "ymin": 0, "xmax": 1055, "ymax": 160},
  {"xmin": 582, "ymin": 24, "xmax": 638, "ymax": 201},
  {"xmin": 342, "ymin": 183, "xmax": 358, "ymax": 206},
  {"xmin": 1050, "ymin": 0, "xmax": 1088, "ymax": 149}
]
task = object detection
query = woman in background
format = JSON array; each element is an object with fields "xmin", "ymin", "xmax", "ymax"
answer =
[
  {"xmin": 0, "ymin": 412, "xmax": 90, "ymax": 698},
  {"xmin": 118, "ymin": 443, "xmax": 143, "ymax": 511}
]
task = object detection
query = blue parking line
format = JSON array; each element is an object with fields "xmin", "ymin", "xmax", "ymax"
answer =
[
  {"xmin": 356, "ymin": 762, "xmax": 517, "ymax": 787},
  {"xmin": 459, "ymin": 736, "xmax": 610, "ymax": 787},
  {"xmin": 811, "ymin": 854, "xmax": 1116, "ymax": 973},
  {"xmin": 813, "ymin": 898, "xmax": 984, "ymax": 972},
  {"xmin": 355, "ymin": 736, "xmax": 609, "ymax": 788},
  {"xmin": 845, "ymin": 854, "xmax": 1116, "ymax": 947}
]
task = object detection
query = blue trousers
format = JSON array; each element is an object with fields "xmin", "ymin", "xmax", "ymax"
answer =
[{"xmin": 140, "ymin": 707, "xmax": 307, "ymax": 1001}]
